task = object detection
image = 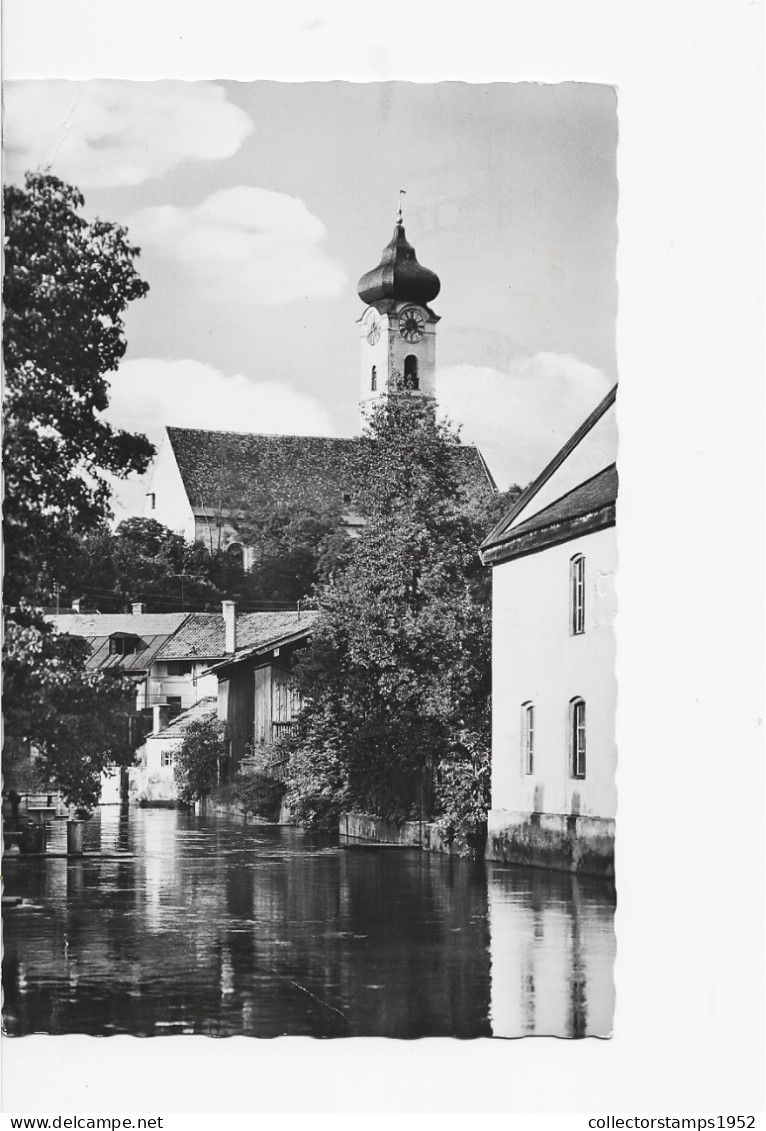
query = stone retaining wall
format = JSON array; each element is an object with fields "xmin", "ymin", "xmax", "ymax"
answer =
[
  {"xmin": 339, "ymin": 811, "xmax": 476, "ymax": 856},
  {"xmin": 486, "ymin": 809, "xmax": 615, "ymax": 878}
]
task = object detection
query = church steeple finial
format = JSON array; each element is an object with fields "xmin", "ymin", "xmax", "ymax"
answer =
[{"xmin": 356, "ymin": 209, "xmax": 440, "ymax": 307}]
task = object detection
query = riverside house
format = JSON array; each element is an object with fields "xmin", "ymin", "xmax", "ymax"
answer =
[{"xmin": 480, "ymin": 385, "xmax": 618, "ymax": 877}]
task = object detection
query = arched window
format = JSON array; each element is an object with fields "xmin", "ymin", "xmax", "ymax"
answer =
[
  {"xmin": 371, "ymin": 365, "xmax": 377, "ymax": 391},
  {"xmin": 570, "ymin": 554, "xmax": 585, "ymax": 635},
  {"xmin": 225, "ymin": 541, "xmax": 245, "ymax": 569},
  {"xmin": 569, "ymin": 697, "xmax": 586, "ymax": 779},
  {"xmin": 404, "ymin": 354, "xmax": 419, "ymax": 390},
  {"xmin": 521, "ymin": 702, "xmax": 535, "ymax": 775}
]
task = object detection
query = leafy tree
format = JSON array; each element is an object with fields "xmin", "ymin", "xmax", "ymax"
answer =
[
  {"xmin": 173, "ymin": 716, "xmax": 229, "ymax": 805},
  {"xmin": 58, "ymin": 512, "xmax": 342, "ymax": 613},
  {"xmin": 59, "ymin": 517, "xmax": 224, "ymax": 612},
  {"xmin": 2, "ymin": 173, "xmax": 154, "ymax": 814},
  {"xmin": 287, "ymin": 397, "xmax": 502, "ymax": 843},
  {"xmin": 2, "ymin": 608, "xmax": 137, "ymax": 816},
  {"xmin": 234, "ymin": 503, "xmax": 345, "ymax": 606},
  {"xmin": 3, "ymin": 172, "xmax": 154, "ymax": 604}
]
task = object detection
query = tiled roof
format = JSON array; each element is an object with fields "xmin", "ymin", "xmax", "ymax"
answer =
[
  {"xmin": 209, "ymin": 621, "xmax": 318, "ymax": 676},
  {"xmin": 151, "ymin": 697, "xmax": 218, "ymax": 740},
  {"xmin": 481, "ymin": 465, "xmax": 617, "ymax": 564},
  {"xmin": 46, "ymin": 612, "xmax": 188, "ymax": 637},
  {"xmin": 166, "ymin": 427, "xmax": 494, "ymax": 516},
  {"xmin": 45, "ymin": 613, "xmax": 189, "ymax": 673},
  {"xmin": 508, "ymin": 465, "xmax": 618, "ymax": 539},
  {"xmin": 157, "ymin": 610, "xmax": 320, "ymax": 660}
]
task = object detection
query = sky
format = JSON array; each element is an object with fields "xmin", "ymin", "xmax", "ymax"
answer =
[{"xmin": 4, "ymin": 79, "xmax": 618, "ymax": 517}]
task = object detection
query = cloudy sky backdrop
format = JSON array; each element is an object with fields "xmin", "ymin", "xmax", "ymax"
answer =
[{"xmin": 4, "ymin": 79, "xmax": 618, "ymax": 517}]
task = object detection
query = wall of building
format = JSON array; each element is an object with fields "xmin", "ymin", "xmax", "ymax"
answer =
[
  {"xmin": 488, "ymin": 527, "xmax": 616, "ymax": 874},
  {"xmin": 145, "ymin": 663, "xmax": 217, "ymax": 711},
  {"xmin": 143, "ymin": 435, "xmax": 196, "ymax": 539},
  {"xmin": 128, "ymin": 736, "xmax": 179, "ymax": 804}
]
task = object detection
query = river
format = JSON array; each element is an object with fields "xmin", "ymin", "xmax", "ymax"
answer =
[{"xmin": 2, "ymin": 807, "xmax": 615, "ymax": 1039}]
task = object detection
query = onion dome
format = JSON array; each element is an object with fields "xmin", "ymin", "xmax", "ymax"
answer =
[{"xmin": 357, "ymin": 221, "xmax": 441, "ymax": 306}]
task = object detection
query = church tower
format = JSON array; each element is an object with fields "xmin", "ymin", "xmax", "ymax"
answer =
[{"xmin": 356, "ymin": 215, "xmax": 441, "ymax": 424}]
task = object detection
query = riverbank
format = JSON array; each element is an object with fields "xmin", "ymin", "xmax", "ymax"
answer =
[{"xmin": 338, "ymin": 811, "xmax": 479, "ymax": 857}]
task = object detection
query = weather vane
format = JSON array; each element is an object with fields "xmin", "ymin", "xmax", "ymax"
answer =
[{"xmin": 398, "ymin": 188, "xmax": 406, "ymax": 223}]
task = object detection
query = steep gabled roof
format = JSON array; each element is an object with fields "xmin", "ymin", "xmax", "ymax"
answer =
[
  {"xmin": 45, "ymin": 612, "xmax": 189, "ymax": 673},
  {"xmin": 165, "ymin": 426, "xmax": 495, "ymax": 519},
  {"xmin": 481, "ymin": 385, "xmax": 617, "ymax": 565},
  {"xmin": 157, "ymin": 610, "xmax": 320, "ymax": 660},
  {"xmin": 166, "ymin": 428, "xmax": 359, "ymax": 516}
]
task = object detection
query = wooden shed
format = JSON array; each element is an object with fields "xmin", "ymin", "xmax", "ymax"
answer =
[{"xmin": 209, "ymin": 618, "xmax": 318, "ymax": 772}]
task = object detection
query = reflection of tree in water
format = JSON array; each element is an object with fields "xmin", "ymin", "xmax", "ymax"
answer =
[{"xmin": 3, "ymin": 813, "xmax": 614, "ymax": 1038}]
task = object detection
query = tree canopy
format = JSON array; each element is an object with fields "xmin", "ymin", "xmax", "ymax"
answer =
[
  {"xmin": 285, "ymin": 397, "xmax": 510, "ymax": 848},
  {"xmin": 55, "ymin": 514, "xmax": 338, "ymax": 613},
  {"xmin": 2, "ymin": 173, "xmax": 155, "ymax": 813},
  {"xmin": 3, "ymin": 171, "xmax": 155, "ymax": 604},
  {"xmin": 2, "ymin": 607, "xmax": 137, "ymax": 816}
]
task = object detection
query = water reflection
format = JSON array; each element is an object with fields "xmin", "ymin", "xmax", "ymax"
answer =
[
  {"xmin": 2, "ymin": 809, "xmax": 614, "ymax": 1038},
  {"xmin": 487, "ymin": 864, "xmax": 615, "ymax": 1038}
]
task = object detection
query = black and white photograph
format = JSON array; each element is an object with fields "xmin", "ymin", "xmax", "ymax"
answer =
[
  {"xmin": 2, "ymin": 77, "xmax": 618, "ymax": 1042},
  {"xmin": 1, "ymin": 0, "xmax": 763, "ymax": 1120}
]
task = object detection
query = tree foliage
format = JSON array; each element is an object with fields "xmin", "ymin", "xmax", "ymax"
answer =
[
  {"xmin": 233, "ymin": 502, "xmax": 346, "ymax": 606},
  {"xmin": 2, "ymin": 607, "xmax": 137, "ymax": 816},
  {"xmin": 173, "ymin": 716, "xmax": 228, "ymax": 805},
  {"xmin": 3, "ymin": 172, "xmax": 154, "ymax": 603},
  {"xmin": 56, "ymin": 513, "xmax": 344, "ymax": 613},
  {"xmin": 2, "ymin": 173, "xmax": 155, "ymax": 814},
  {"xmin": 60, "ymin": 517, "xmax": 225, "ymax": 612},
  {"xmin": 287, "ymin": 398, "xmax": 502, "ymax": 843}
]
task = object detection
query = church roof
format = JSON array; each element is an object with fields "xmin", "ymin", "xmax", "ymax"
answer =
[
  {"xmin": 357, "ymin": 221, "xmax": 441, "ymax": 307},
  {"xmin": 166, "ymin": 426, "xmax": 495, "ymax": 519},
  {"xmin": 481, "ymin": 386, "xmax": 617, "ymax": 564},
  {"xmin": 167, "ymin": 428, "xmax": 359, "ymax": 517}
]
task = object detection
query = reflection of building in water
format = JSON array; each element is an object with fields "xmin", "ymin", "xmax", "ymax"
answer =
[{"xmin": 487, "ymin": 864, "xmax": 615, "ymax": 1038}]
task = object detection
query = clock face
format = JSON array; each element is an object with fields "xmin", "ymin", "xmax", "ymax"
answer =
[
  {"xmin": 399, "ymin": 308, "xmax": 425, "ymax": 343},
  {"xmin": 365, "ymin": 311, "xmax": 381, "ymax": 345}
]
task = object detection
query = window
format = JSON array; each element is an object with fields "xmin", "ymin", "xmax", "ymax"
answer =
[
  {"xmin": 166, "ymin": 662, "xmax": 193, "ymax": 677},
  {"xmin": 521, "ymin": 702, "xmax": 535, "ymax": 775},
  {"xmin": 404, "ymin": 355, "xmax": 419, "ymax": 390},
  {"xmin": 225, "ymin": 542, "xmax": 245, "ymax": 569},
  {"xmin": 570, "ymin": 698, "xmax": 586, "ymax": 778},
  {"xmin": 109, "ymin": 634, "xmax": 141, "ymax": 656},
  {"xmin": 371, "ymin": 365, "xmax": 377, "ymax": 391},
  {"xmin": 570, "ymin": 554, "xmax": 585, "ymax": 635},
  {"xmin": 161, "ymin": 750, "xmax": 174, "ymax": 768}
]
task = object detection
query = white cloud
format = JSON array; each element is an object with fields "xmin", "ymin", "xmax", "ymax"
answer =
[
  {"xmin": 3, "ymin": 80, "xmax": 253, "ymax": 187},
  {"xmin": 436, "ymin": 352, "xmax": 615, "ymax": 489},
  {"xmin": 128, "ymin": 186, "xmax": 347, "ymax": 304},
  {"xmin": 104, "ymin": 358, "xmax": 337, "ymax": 522}
]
